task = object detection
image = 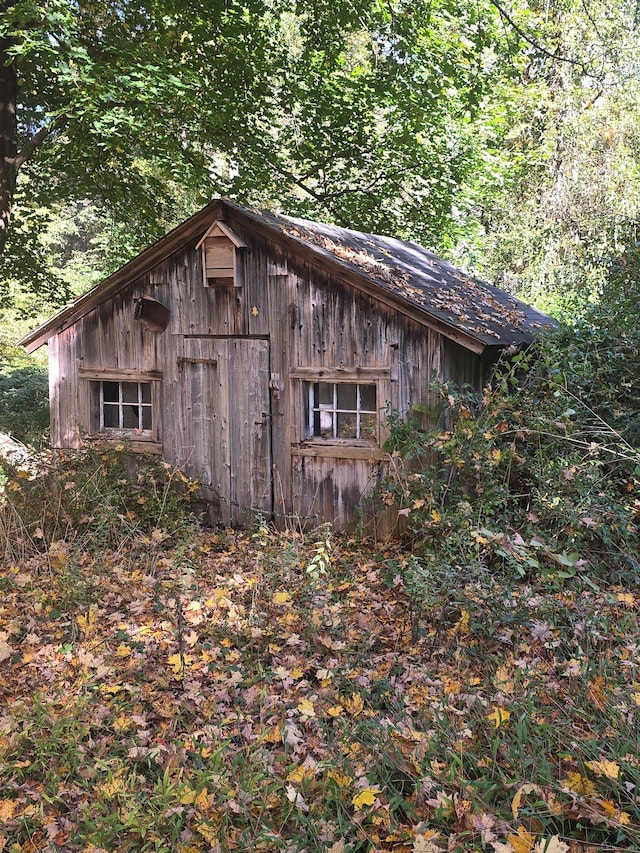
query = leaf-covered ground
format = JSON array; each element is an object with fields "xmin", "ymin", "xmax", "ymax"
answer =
[{"xmin": 1, "ymin": 526, "xmax": 639, "ymax": 853}]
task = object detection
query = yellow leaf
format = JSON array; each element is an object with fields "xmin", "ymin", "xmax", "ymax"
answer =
[
  {"xmin": 196, "ymin": 820, "xmax": 220, "ymax": 844},
  {"xmin": 0, "ymin": 799, "xmax": 17, "ymax": 821},
  {"xmin": 180, "ymin": 787, "xmax": 197, "ymax": 805},
  {"xmin": 77, "ymin": 608, "xmax": 98, "ymax": 638},
  {"xmin": 352, "ymin": 787, "xmax": 380, "ymax": 809},
  {"xmin": 287, "ymin": 765, "xmax": 315, "ymax": 783},
  {"xmin": 585, "ymin": 759, "xmax": 620, "ymax": 780},
  {"xmin": 99, "ymin": 778, "xmax": 126, "ymax": 799},
  {"xmin": 112, "ymin": 714, "xmax": 135, "ymax": 733},
  {"xmin": 487, "ymin": 706, "xmax": 510, "ymax": 728},
  {"xmin": 168, "ymin": 653, "xmax": 191, "ymax": 675},
  {"xmin": 494, "ymin": 664, "xmax": 515, "ymax": 694},
  {"xmin": 601, "ymin": 799, "xmax": 631, "ymax": 824},
  {"xmin": 297, "ymin": 698, "xmax": 315, "ymax": 718},
  {"xmin": 617, "ymin": 592, "xmax": 635, "ymax": 607},
  {"xmin": 99, "ymin": 683, "xmax": 126, "ymax": 694},
  {"xmin": 327, "ymin": 770, "xmax": 352, "ymax": 788},
  {"xmin": 560, "ymin": 772, "xmax": 595, "ymax": 796},
  {"xmin": 115, "ymin": 644, "xmax": 132, "ymax": 658},
  {"xmin": 194, "ymin": 788, "xmax": 210, "ymax": 811},
  {"xmin": 431, "ymin": 509, "xmax": 441, "ymax": 523},
  {"xmin": 507, "ymin": 825, "xmax": 535, "ymax": 853},
  {"xmin": 263, "ymin": 726, "xmax": 282, "ymax": 744},
  {"xmin": 343, "ymin": 693, "xmax": 365, "ymax": 716},
  {"xmin": 273, "ymin": 591, "xmax": 292, "ymax": 605},
  {"xmin": 327, "ymin": 704, "xmax": 344, "ymax": 717}
]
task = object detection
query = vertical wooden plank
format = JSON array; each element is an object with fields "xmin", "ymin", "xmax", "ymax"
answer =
[{"xmin": 226, "ymin": 338, "xmax": 271, "ymax": 524}]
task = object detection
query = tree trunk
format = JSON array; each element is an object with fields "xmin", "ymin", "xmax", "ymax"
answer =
[{"xmin": 0, "ymin": 36, "xmax": 17, "ymax": 257}]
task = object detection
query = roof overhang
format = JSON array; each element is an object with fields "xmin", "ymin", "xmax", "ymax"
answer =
[
  {"xmin": 19, "ymin": 199, "xmax": 546, "ymax": 356},
  {"xmin": 19, "ymin": 201, "xmax": 224, "ymax": 353}
]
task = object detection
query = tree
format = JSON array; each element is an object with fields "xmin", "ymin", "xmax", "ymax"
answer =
[
  {"xmin": 3, "ymin": 0, "xmax": 640, "ymax": 320},
  {"xmin": 453, "ymin": 0, "xmax": 640, "ymax": 314},
  {"xmin": 0, "ymin": 0, "xmax": 516, "ymax": 277}
]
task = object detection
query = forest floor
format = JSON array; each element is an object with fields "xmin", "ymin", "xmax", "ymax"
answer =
[{"xmin": 1, "ymin": 525, "xmax": 639, "ymax": 853}]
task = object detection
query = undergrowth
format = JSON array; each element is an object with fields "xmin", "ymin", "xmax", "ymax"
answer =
[
  {"xmin": 379, "ymin": 343, "xmax": 639, "ymax": 635},
  {"xmin": 0, "ymin": 337, "xmax": 639, "ymax": 850}
]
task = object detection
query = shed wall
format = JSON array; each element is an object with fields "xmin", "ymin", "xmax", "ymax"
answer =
[{"xmin": 48, "ymin": 214, "xmax": 485, "ymax": 528}]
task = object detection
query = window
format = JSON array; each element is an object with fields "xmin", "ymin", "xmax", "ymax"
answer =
[
  {"xmin": 94, "ymin": 380, "xmax": 153, "ymax": 435},
  {"xmin": 305, "ymin": 382, "xmax": 377, "ymax": 441}
]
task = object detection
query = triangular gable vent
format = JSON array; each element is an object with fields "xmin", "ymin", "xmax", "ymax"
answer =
[{"xmin": 195, "ymin": 219, "xmax": 247, "ymax": 287}]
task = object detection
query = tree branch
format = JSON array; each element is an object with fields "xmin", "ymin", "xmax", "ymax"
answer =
[
  {"xmin": 12, "ymin": 117, "xmax": 65, "ymax": 172},
  {"xmin": 487, "ymin": 0, "xmax": 595, "ymax": 77}
]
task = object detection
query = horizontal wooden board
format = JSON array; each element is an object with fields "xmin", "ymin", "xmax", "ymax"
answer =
[
  {"xmin": 289, "ymin": 367, "xmax": 391, "ymax": 380},
  {"xmin": 291, "ymin": 442, "xmax": 388, "ymax": 461},
  {"xmin": 205, "ymin": 239, "xmax": 234, "ymax": 267},
  {"xmin": 79, "ymin": 368, "xmax": 162, "ymax": 381}
]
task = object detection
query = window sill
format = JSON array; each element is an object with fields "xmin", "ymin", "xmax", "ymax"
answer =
[
  {"xmin": 87, "ymin": 434, "xmax": 163, "ymax": 455},
  {"xmin": 292, "ymin": 440, "xmax": 388, "ymax": 461}
]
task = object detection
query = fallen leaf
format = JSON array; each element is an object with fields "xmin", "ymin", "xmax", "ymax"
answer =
[
  {"xmin": 507, "ymin": 825, "xmax": 535, "ymax": 853},
  {"xmin": 488, "ymin": 707, "xmax": 510, "ymax": 728},
  {"xmin": 0, "ymin": 634, "xmax": 13, "ymax": 664},
  {"xmin": 352, "ymin": 787, "xmax": 380, "ymax": 809},
  {"xmin": 585, "ymin": 759, "xmax": 620, "ymax": 780},
  {"xmin": 297, "ymin": 698, "xmax": 316, "ymax": 718},
  {"xmin": 532, "ymin": 837, "xmax": 569, "ymax": 853},
  {"xmin": 0, "ymin": 800, "xmax": 17, "ymax": 821},
  {"xmin": 511, "ymin": 784, "xmax": 545, "ymax": 820},
  {"xmin": 273, "ymin": 591, "xmax": 292, "ymax": 605},
  {"xmin": 413, "ymin": 830, "xmax": 441, "ymax": 852}
]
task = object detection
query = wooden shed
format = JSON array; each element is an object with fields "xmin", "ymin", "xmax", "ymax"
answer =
[{"xmin": 20, "ymin": 200, "xmax": 554, "ymax": 530}]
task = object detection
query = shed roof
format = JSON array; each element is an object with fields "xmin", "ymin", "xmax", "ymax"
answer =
[{"xmin": 19, "ymin": 199, "xmax": 556, "ymax": 353}]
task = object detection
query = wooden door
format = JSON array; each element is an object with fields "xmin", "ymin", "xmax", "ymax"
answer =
[{"xmin": 180, "ymin": 337, "xmax": 272, "ymax": 525}]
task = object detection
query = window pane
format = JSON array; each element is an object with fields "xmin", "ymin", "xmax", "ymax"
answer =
[
  {"xmin": 103, "ymin": 404, "xmax": 119, "ymax": 428},
  {"xmin": 103, "ymin": 382, "xmax": 119, "ymax": 403},
  {"xmin": 319, "ymin": 411, "xmax": 334, "ymax": 437},
  {"xmin": 337, "ymin": 412, "xmax": 357, "ymax": 439},
  {"xmin": 306, "ymin": 380, "xmax": 378, "ymax": 442},
  {"xmin": 141, "ymin": 407, "xmax": 152, "ymax": 431},
  {"xmin": 141, "ymin": 383, "xmax": 151, "ymax": 404},
  {"xmin": 360, "ymin": 413, "xmax": 377, "ymax": 440},
  {"xmin": 359, "ymin": 384, "xmax": 376, "ymax": 411},
  {"xmin": 122, "ymin": 383, "xmax": 138, "ymax": 404},
  {"xmin": 337, "ymin": 384, "xmax": 357, "ymax": 410},
  {"xmin": 317, "ymin": 382, "xmax": 333, "ymax": 407},
  {"xmin": 122, "ymin": 405, "xmax": 140, "ymax": 429}
]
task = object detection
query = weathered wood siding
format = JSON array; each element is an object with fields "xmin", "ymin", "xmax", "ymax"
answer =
[{"xmin": 48, "ymin": 210, "xmax": 486, "ymax": 530}]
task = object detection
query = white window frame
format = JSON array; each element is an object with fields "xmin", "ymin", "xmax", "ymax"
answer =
[
  {"xmin": 98, "ymin": 380, "xmax": 153, "ymax": 435},
  {"xmin": 305, "ymin": 381, "xmax": 378, "ymax": 442}
]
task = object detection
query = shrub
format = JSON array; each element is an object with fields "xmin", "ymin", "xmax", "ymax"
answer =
[
  {"xmin": 381, "ymin": 336, "xmax": 640, "ymax": 599},
  {"xmin": 0, "ymin": 364, "xmax": 49, "ymax": 448},
  {"xmin": 0, "ymin": 443, "xmax": 200, "ymax": 560}
]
